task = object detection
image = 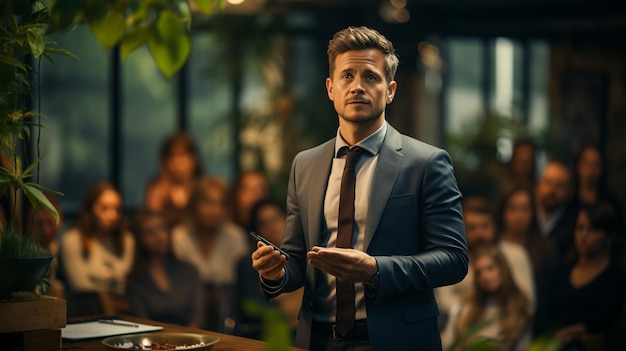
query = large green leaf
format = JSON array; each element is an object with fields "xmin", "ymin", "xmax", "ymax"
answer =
[
  {"xmin": 26, "ymin": 27, "xmax": 45, "ymax": 58},
  {"xmin": 148, "ymin": 10, "xmax": 190, "ymax": 79},
  {"xmin": 120, "ymin": 25, "xmax": 150, "ymax": 60},
  {"xmin": 89, "ymin": 9, "xmax": 126, "ymax": 51}
]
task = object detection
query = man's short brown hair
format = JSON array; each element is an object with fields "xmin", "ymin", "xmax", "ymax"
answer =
[{"xmin": 327, "ymin": 26, "xmax": 399, "ymax": 83}]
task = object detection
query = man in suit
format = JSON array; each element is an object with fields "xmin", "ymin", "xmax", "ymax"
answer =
[
  {"xmin": 251, "ymin": 26, "xmax": 469, "ymax": 350},
  {"xmin": 536, "ymin": 161, "xmax": 578, "ymax": 261}
]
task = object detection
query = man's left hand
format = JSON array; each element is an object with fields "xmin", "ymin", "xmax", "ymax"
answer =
[{"xmin": 307, "ymin": 246, "xmax": 377, "ymax": 283}]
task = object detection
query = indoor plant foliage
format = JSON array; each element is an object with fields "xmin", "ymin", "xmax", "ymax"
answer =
[
  {"xmin": 48, "ymin": 0, "xmax": 225, "ymax": 79},
  {"xmin": 1, "ymin": 0, "xmax": 67, "ymax": 299}
]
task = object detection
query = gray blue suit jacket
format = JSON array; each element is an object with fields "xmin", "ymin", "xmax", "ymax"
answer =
[{"xmin": 265, "ymin": 124, "xmax": 469, "ymax": 350}]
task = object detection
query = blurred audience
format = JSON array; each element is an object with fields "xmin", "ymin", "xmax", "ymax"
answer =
[
  {"xmin": 535, "ymin": 201, "xmax": 626, "ymax": 350},
  {"xmin": 235, "ymin": 198, "xmax": 303, "ymax": 339},
  {"xmin": 25, "ymin": 194, "xmax": 64, "ymax": 297},
  {"xmin": 441, "ymin": 244, "xmax": 531, "ymax": 350},
  {"xmin": 172, "ymin": 176, "xmax": 248, "ymax": 332},
  {"xmin": 145, "ymin": 130, "xmax": 203, "ymax": 227},
  {"xmin": 126, "ymin": 209, "xmax": 204, "ymax": 328},
  {"xmin": 59, "ymin": 182, "xmax": 134, "ymax": 316},
  {"xmin": 232, "ymin": 170, "xmax": 269, "ymax": 230},
  {"xmin": 436, "ymin": 196, "xmax": 535, "ymax": 317},
  {"xmin": 536, "ymin": 161, "xmax": 578, "ymax": 262}
]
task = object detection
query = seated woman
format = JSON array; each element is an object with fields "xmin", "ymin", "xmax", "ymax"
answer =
[
  {"xmin": 126, "ymin": 209, "xmax": 204, "ymax": 327},
  {"xmin": 171, "ymin": 176, "xmax": 249, "ymax": 332},
  {"xmin": 441, "ymin": 243, "xmax": 531, "ymax": 351},
  {"xmin": 497, "ymin": 185, "xmax": 560, "ymax": 336},
  {"xmin": 145, "ymin": 130, "xmax": 203, "ymax": 227},
  {"xmin": 59, "ymin": 182, "xmax": 134, "ymax": 316},
  {"xmin": 537, "ymin": 200, "xmax": 626, "ymax": 350}
]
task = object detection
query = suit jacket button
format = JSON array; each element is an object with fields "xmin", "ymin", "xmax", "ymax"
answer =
[{"xmin": 308, "ymin": 301, "xmax": 313, "ymax": 308}]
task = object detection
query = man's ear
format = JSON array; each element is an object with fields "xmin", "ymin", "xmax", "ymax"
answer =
[
  {"xmin": 387, "ymin": 80, "xmax": 397, "ymax": 104},
  {"xmin": 326, "ymin": 77, "xmax": 333, "ymax": 101}
]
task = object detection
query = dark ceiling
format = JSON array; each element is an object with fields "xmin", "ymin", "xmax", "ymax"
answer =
[{"xmin": 259, "ymin": 0, "xmax": 626, "ymax": 40}]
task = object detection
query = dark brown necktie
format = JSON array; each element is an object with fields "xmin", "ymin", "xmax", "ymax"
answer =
[{"xmin": 335, "ymin": 146, "xmax": 364, "ymax": 337}]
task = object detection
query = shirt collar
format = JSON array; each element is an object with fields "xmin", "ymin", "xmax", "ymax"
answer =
[{"xmin": 334, "ymin": 121, "xmax": 387, "ymax": 157}]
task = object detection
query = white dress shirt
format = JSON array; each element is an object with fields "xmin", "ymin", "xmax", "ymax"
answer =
[{"xmin": 313, "ymin": 122, "xmax": 387, "ymax": 323}]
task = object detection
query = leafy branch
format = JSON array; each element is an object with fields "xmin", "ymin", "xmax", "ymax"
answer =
[{"xmin": 48, "ymin": 0, "xmax": 225, "ymax": 79}]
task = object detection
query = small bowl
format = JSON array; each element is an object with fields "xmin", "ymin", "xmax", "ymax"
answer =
[{"xmin": 102, "ymin": 332, "xmax": 219, "ymax": 350}]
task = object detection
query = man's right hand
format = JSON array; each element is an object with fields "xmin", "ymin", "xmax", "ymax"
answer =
[{"xmin": 251, "ymin": 241, "xmax": 287, "ymax": 281}]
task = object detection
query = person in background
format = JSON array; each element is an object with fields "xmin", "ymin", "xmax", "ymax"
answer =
[
  {"xmin": 232, "ymin": 170, "xmax": 269, "ymax": 230},
  {"xmin": 504, "ymin": 138, "xmax": 537, "ymax": 191},
  {"xmin": 535, "ymin": 201, "xmax": 626, "ymax": 349},
  {"xmin": 436, "ymin": 196, "xmax": 535, "ymax": 318},
  {"xmin": 126, "ymin": 209, "xmax": 204, "ymax": 328},
  {"xmin": 573, "ymin": 144, "xmax": 623, "ymax": 225},
  {"xmin": 441, "ymin": 244, "xmax": 531, "ymax": 351},
  {"xmin": 59, "ymin": 182, "xmax": 134, "ymax": 316},
  {"xmin": 536, "ymin": 161, "xmax": 578, "ymax": 262},
  {"xmin": 252, "ymin": 26, "xmax": 468, "ymax": 350},
  {"xmin": 497, "ymin": 185, "xmax": 559, "ymax": 342},
  {"xmin": 574, "ymin": 143, "xmax": 606, "ymax": 207},
  {"xmin": 145, "ymin": 130, "xmax": 203, "ymax": 227},
  {"xmin": 172, "ymin": 176, "xmax": 248, "ymax": 332},
  {"xmin": 25, "ymin": 194, "xmax": 64, "ymax": 297},
  {"xmin": 235, "ymin": 198, "xmax": 303, "ymax": 339}
]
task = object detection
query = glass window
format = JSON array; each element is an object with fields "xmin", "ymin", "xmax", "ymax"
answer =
[
  {"xmin": 528, "ymin": 40, "xmax": 550, "ymax": 134},
  {"xmin": 38, "ymin": 26, "xmax": 110, "ymax": 214},
  {"xmin": 121, "ymin": 46, "xmax": 177, "ymax": 209},
  {"xmin": 445, "ymin": 38, "xmax": 484, "ymax": 136},
  {"xmin": 444, "ymin": 38, "xmax": 484, "ymax": 170},
  {"xmin": 188, "ymin": 33, "xmax": 235, "ymax": 181}
]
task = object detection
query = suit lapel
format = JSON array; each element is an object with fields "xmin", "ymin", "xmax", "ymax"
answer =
[
  {"xmin": 364, "ymin": 126, "xmax": 403, "ymax": 251},
  {"xmin": 307, "ymin": 140, "xmax": 335, "ymax": 248}
]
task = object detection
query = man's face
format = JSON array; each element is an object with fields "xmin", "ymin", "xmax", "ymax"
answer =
[
  {"xmin": 464, "ymin": 211, "xmax": 496, "ymax": 248},
  {"xmin": 537, "ymin": 163, "xmax": 572, "ymax": 213},
  {"xmin": 326, "ymin": 49, "xmax": 396, "ymax": 126}
]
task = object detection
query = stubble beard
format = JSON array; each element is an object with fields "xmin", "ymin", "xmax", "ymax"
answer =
[{"xmin": 339, "ymin": 105, "xmax": 385, "ymax": 126}]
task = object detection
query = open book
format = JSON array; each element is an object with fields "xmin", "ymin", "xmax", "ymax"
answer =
[{"xmin": 62, "ymin": 318, "xmax": 163, "ymax": 341}]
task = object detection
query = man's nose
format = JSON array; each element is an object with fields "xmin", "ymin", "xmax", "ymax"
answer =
[{"xmin": 350, "ymin": 76, "xmax": 365, "ymax": 94}]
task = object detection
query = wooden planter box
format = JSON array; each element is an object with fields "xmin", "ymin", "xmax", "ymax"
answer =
[{"xmin": 0, "ymin": 296, "xmax": 66, "ymax": 350}]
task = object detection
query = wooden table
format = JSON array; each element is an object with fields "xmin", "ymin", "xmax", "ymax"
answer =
[{"xmin": 62, "ymin": 316, "xmax": 307, "ymax": 351}]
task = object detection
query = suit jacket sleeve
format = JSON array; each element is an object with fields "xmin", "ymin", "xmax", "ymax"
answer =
[
  {"xmin": 372, "ymin": 149, "xmax": 469, "ymax": 304},
  {"xmin": 263, "ymin": 153, "xmax": 309, "ymax": 298}
]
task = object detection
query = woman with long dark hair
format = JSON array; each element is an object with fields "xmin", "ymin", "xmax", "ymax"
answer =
[
  {"xmin": 538, "ymin": 201, "xmax": 626, "ymax": 350},
  {"xmin": 145, "ymin": 130, "xmax": 203, "ymax": 227},
  {"xmin": 58, "ymin": 182, "xmax": 134, "ymax": 317},
  {"xmin": 60, "ymin": 181, "xmax": 134, "ymax": 295}
]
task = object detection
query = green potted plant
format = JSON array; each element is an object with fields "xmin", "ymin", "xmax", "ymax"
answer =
[{"xmin": 0, "ymin": 0, "xmax": 66, "ymax": 300}]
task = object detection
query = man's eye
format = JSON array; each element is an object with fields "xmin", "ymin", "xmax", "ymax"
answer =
[
  {"xmin": 341, "ymin": 73, "xmax": 351, "ymax": 79},
  {"xmin": 367, "ymin": 74, "xmax": 377, "ymax": 80}
]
